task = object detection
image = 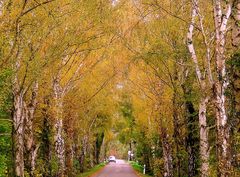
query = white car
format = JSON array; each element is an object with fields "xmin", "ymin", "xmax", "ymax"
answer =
[{"xmin": 108, "ymin": 156, "xmax": 116, "ymax": 163}]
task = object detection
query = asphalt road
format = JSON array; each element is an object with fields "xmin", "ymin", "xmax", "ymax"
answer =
[{"xmin": 92, "ymin": 160, "xmax": 138, "ymax": 177}]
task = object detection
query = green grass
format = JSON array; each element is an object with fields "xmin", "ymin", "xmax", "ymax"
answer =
[
  {"xmin": 129, "ymin": 161, "xmax": 152, "ymax": 177},
  {"xmin": 77, "ymin": 163, "xmax": 106, "ymax": 177}
]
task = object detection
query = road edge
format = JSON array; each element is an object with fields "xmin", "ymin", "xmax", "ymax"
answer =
[{"xmin": 89, "ymin": 163, "xmax": 107, "ymax": 177}]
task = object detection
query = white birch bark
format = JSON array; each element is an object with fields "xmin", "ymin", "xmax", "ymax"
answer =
[
  {"xmin": 214, "ymin": 1, "xmax": 233, "ymax": 175},
  {"xmin": 52, "ymin": 54, "xmax": 85, "ymax": 175},
  {"xmin": 12, "ymin": 59, "xmax": 25, "ymax": 177},
  {"xmin": 12, "ymin": 89, "xmax": 25, "ymax": 177},
  {"xmin": 187, "ymin": 1, "xmax": 210, "ymax": 176},
  {"xmin": 53, "ymin": 77, "xmax": 66, "ymax": 176},
  {"xmin": 199, "ymin": 97, "xmax": 210, "ymax": 177}
]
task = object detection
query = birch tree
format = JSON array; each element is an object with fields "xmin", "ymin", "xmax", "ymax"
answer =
[
  {"xmin": 187, "ymin": 1, "xmax": 212, "ymax": 176},
  {"xmin": 187, "ymin": 0, "xmax": 234, "ymax": 176},
  {"xmin": 213, "ymin": 0, "xmax": 233, "ymax": 175}
]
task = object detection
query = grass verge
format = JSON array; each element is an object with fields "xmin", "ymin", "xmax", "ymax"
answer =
[
  {"xmin": 129, "ymin": 161, "xmax": 152, "ymax": 177},
  {"xmin": 77, "ymin": 163, "xmax": 106, "ymax": 177}
]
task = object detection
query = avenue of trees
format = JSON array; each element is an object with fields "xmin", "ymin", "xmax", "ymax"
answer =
[{"xmin": 0, "ymin": 0, "xmax": 239, "ymax": 177}]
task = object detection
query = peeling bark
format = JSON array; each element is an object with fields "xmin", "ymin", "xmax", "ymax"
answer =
[
  {"xmin": 53, "ymin": 77, "xmax": 65, "ymax": 176},
  {"xmin": 214, "ymin": 0, "xmax": 233, "ymax": 175},
  {"xmin": 51, "ymin": 54, "xmax": 84, "ymax": 176},
  {"xmin": 187, "ymin": 1, "xmax": 210, "ymax": 176},
  {"xmin": 12, "ymin": 59, "xmax": 25, "ymax": 177},
  {"xmin": 199, "ymin": 97, "xmax": 209, "ymax": 177},
  {"xmin": 12, "ymin": 90, "xmax": 25, "ymax": 177}
]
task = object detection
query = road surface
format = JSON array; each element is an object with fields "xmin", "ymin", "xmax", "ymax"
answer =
[{"xmin": 92, "ymin": 160, "xmax": 138, "ymax": 177}]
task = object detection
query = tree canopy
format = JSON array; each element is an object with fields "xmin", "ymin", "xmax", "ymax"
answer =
[{"xmin": 0, "ymin": 0, "xmax": 240, "ymax": 177}]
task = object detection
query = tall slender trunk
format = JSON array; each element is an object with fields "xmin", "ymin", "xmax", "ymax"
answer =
[
  {"xmin": 214, "ymin": 79, "xmax": 231, "ymax": 176},
  {"xmin": 53, "ymin": 78, "xmax": 65, "ymax": 176},
  {"xmin": 24, "ymin": 82, "xmax": 39, "ymax": 176},
  {"xmin": 199, "ymin": 97, "xmax": 209, "ymax": 177},
  {"xmin": 214, "ymin": 1, "xmax": 232, "ymax": 175},
  {"xmin": 79, "ymin": 135, "xmax": 88, "ymax": 173},
  {"xmin": 129, "ymin": 141, "xmax": 132, "ymax": 161},
  {"xmin": 187, "ymin": 2, "xmax": 210, "ymax": 176},
  {"xmin": 214, "ymin": 84, "xmax": 231, "ymax": 176},
  {"xmin": 161, "ymin": 127, "xmax": 174, "ymax": 177},
  {"xmin": 79, "ymin": 149, "xmax": 85, "ymax": 173},
  {"xmin": 12, "ymin": 59, "xmax": 25, "ymax": 176},
  {"xmin": 12, "ymin": 90, "xmax": 25, "ymax": 177}
]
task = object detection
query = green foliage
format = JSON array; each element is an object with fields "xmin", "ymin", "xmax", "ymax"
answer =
[
  {"xmin": 0, "ymin": 68, "xmax": 13, "ymax": 177},
  {"xmin": 117, "ymin": 94, "xmax": 136, "ymax": 145},
  {"xmin": 0, "ymin": 69, "xmax": 12, "ymax": 112},
  {"xmin": 130, "ymin": 161, "xmax": 153, "ymax": 177},
  {"xmin": 228, "ymin": 52, "xmax": 240, "ymax": 67},
  {"xmin": 0, "ymin": 132, "xmax": 12, "ymax": 176},
  {"xmin": 130, "ymin": 161, "xmax": 144, "ymax": 172}
]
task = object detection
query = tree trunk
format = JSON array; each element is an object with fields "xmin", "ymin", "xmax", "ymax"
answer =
[
  {"xmin": 53, "ymin": 78, "xmax": 65, "ymax": 176},
  {"xmin": 214, "ymin": 80, "xmax": 232, "ymax": 176},
  {"xmin": 214, "ymin": 83, "xmax": 231, "ymax": 176},
  {"xmin": 161, "ymin": 128, "xmax": 174, "ymax": 177},
  {"xmin": 214, "ymin": 1, "xmax": 232, "ymax": 175},
  {"xmin": 199, "ymin": 97, "xmax": 209, "ymax": 177},
  {"xmin": 64, "ymin": 115, "xmax": 74, "ymax": 177},
  {"xmin": 187, "ymin": 2, "xmax": 210, "ymax": 176},
  {"xmin": 79, "ymin": 150, "xmax": 85, "ymax": 173},
  {"xmin": 24, "ymin": 82, "xmax": 39, "ymax": 176},
  {"xmin": 13, "ymin": 91, "xmax": 25, "ymax": 177},
  {"xmin": 79, "ymin": 135, "xmax": 88, "ymax": 173}
]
